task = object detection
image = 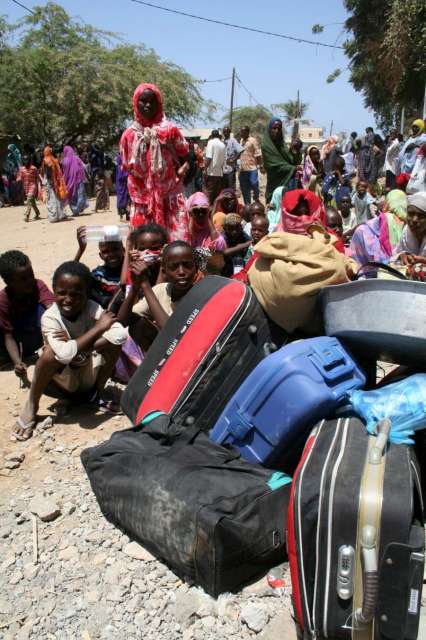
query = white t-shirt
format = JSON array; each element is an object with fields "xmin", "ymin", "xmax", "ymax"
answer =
[
  {"xmin": 205, "ymin": 138, "xmax": 226, "ymax": 177},
  {"xmin": 384, "ymin": 139, "xmax": 401, "ymax": 175}
]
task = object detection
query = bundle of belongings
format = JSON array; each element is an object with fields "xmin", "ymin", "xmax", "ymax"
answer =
[{"xmin": 82, "ymin": 230, "xmax": 426, "ymax": 639}]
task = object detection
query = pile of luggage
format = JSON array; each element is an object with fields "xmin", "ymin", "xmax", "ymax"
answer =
[{"xmin": 82, "ymin": 275, "xmax": 426, "ymax": 639}]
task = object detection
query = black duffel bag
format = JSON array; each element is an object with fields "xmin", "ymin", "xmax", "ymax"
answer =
[{"xmin": 81, "ymin": 414, "xmax": 291, "ymax": 597}]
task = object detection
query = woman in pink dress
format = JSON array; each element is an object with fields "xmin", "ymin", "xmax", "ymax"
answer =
[{"xmin": 120, "ymin": 83, "xmax": 189, "ymax": 240}]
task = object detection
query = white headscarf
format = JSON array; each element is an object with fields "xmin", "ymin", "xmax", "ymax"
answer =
[{"xmin": 407, "ymin": 192, "xmax": 426, "ymax": 213}]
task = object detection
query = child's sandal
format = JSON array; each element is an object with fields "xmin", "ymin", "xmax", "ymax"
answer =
[{"xmin": 11, "ymin": 417, "xmax": 36, "ymax": 442}]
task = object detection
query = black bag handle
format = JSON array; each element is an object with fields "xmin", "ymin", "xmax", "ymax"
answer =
[
  {"xmin": 355, "ymin": 261, "xmax": 408, "ymax": 281},
  {"xmin": 140, "ymin": 414, "xmax": 241, "ymax": 463}
]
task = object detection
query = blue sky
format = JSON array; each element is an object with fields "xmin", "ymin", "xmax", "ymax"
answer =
[{"xmin": 6, "ymin": 0, "xmax": 376, "ymax": 135}]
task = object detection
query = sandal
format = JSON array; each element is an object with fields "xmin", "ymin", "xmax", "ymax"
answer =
[
  {"xmin": 97, "ymin": 398, "xmax": 122, "ymax": 415},
  {"xmin": 11, "ymin": 417, "xmax": 36, "ymax": 442}
]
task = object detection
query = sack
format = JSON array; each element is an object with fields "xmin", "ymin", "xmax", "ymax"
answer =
[
  {"xmin": 81, "ymin": 414, "xmax": 291, "ymax": 598},
  {"xmin": 248, "ymin": 232, "xmax": 351, "ymax": 334}
]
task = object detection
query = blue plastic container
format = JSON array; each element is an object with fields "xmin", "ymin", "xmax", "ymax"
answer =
[{"xmin": 209, "ymin": 337, "xmax": 366, "ymax": 471}]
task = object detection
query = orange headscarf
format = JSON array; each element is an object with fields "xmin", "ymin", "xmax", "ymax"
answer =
[{"xmin": 42, "ymin": 146, "xmax": 68, "ymax": 200}]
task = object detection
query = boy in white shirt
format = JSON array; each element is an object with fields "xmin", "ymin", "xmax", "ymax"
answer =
[{"xmin": 13, "ymin": 261, "xmax": 127, "ymax": 441}]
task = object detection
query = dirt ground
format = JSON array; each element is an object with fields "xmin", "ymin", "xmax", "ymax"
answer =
[{"xmin": 0, "ymin": 196, "xmax": 128, "ymax": 478}]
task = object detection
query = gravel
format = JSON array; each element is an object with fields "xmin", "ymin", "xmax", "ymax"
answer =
[{"xmin": 0, "ymin": 435, "xmax": 297, "ymax": 640}]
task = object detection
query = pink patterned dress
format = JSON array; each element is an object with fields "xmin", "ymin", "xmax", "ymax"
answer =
[{"xmin": 120, "ymin": 83, "xmax": 189, "ymax": 240}]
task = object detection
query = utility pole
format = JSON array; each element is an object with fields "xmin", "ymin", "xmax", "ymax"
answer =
[
  {"xmin": 229, "ymin": 67, "xmax": 236, "ymax": 132},
  {"xmin": 423, "ymin": 81, "xmax": 426, "ymax": 120},
  {"xmin": 291, "ymin": 90, "xmax": 300, "ymax": 142},
  {"xmin": 329, "ymin": 120, "xmax": 334, "ymax": 136},
  {"xmin": 400, "ymin": 106, "xmax": 405, "ymax": 135}
]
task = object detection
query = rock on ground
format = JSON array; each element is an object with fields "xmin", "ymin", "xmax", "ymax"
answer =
[{"xmin": 29, "ymin": 494, "xmax": 61, "ymax": 522}]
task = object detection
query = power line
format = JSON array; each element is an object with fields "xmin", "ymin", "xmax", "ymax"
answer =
[
  {"xmin": 9, "ymin": 0, "xmax": 36, "ymax": 14},
  {"xmin": 236, "ymin": 74, "xmax": 270, "ymax": 112},
  {"xmin": 129, "ymin": 0, "xmax": 344, "ymax": 50},
  {"xmin": 198, "ymin": 77, "xmax": 232, "ymax": 84}
]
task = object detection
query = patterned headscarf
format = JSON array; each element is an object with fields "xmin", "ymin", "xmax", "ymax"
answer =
[
  {"xmin": 278, "ymin": 189, "xmax": 325, "ymax": 235},
  {"xmin": 130, "ymin": 83, "xmax": 166, "ymax": 176},
  {"xmin": 132, "ymin": 83, "xmax": 164, "ymax": 126}
]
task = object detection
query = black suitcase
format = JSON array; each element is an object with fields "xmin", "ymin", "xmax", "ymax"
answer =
[
  {"xmin": 287, "ymin": 416, "xmax": 424, "ymax": 640},
  {"xmin": 121, "ymin": 275, "xmax": 273, "ymax": 430},
  {"xmin": 81, "ymin": 414, "xmax": 291, "ymax": 597}
]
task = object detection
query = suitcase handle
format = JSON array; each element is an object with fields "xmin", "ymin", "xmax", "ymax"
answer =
[
  {"xmin": 355, "ymin": 525, "xmax": 379, "ymax": 625},
  {"xmin": 309, "ymin": 343, "xmax": 355, "ymax": 383},
  {"xmin": 369, "ymin": 419, "xmax": 391, "ymax": 464}
]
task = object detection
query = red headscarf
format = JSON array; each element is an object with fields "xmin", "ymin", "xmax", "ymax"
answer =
[
  {"xmin": 395, "ymin": 173, "xmax": 410, "ymax": 190},
  {"xmin": 278, "ymin": 189, "xmax": 326, "ymax": 235},
  {"xmin": 132, "ymin": 83, "xmax": 164, "ymax": 127}
]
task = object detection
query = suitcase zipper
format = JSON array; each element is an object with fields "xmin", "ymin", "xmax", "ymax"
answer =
[
  {"xmin": 311, "ymin": 418, "xmax": 344, "ymax": 635},
  {"xmin": 295, "ymin": 419, "xmax": 327, "ymax": 636},
  {"xmin": 173, "ymin": 289, "xmax": 252, "ymax": 414},
  {"xmin": 322, "ymin": 418, "xmax": 350, "ymax": 637}
]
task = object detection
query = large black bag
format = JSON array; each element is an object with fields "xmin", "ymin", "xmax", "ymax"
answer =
[
  {"xmin": 121, "ymin": 275, "xmax": 273, "ymax": 431},
  {"xmin": 81, "ymin": 415, "xmax": 291, "ymax": 598}
]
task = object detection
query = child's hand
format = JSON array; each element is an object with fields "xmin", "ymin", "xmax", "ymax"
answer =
[
  {"xmin": 130, "ymin": 259, "xmax": 150, "ymax": 289},
  {"xmin": 400, "ymin": 252, "xmax": 417, "ymax": 266},
  {"xmin": 53, "ymin": 329, "xmax": 69, "ymax": 342},
  {"xmin": 77, "ymin": 226, "xmax": 87, "ymax": 251},
  {"xmin": 14, "ymin": 362, "xmax": 27, "ymax": 379},
  {"xmin": 95, "ymin": 310, "xmax": 117, "ymax": 333}
]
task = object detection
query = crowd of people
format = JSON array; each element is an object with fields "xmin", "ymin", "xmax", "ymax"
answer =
[{"xmin": 1, "ymin": 80, "xmax": 426, "ymax": 442}]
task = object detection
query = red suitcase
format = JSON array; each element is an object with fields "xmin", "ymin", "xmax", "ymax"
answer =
[{"xmin": 121, "ymin": 275, "xmax": 273, "ymax": 431}]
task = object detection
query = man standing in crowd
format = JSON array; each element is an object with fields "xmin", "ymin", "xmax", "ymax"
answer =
[
  {"xmin": 239, "ymin": 126, "xmax": 263, "ymax": 205},
  {"xmin": 204, "ymin": 130, "xmax": 226, "ymax": 205},
  {"xmin": 222, "ymin": 126, "xmax": 243, "ymax": 189}
]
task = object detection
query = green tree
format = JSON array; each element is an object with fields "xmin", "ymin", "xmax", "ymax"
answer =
[
  {"xmin": 223, "ymin": 105, "xmax": 272, "ymax": 140},
  {"xmin": 0, "ymin": 3, "xmax": 203, "ymax": 146},
  {"xmin": 271, "ymin": 100, "xmax": 309, "ymax": 125},
  {"xmin": 344, "ymin": 0, "xmax": 426, "ymax": 129}
]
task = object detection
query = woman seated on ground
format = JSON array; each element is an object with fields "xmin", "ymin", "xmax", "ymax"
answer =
[
  {"xmin": 278, "ymin": 189, "xmax": 345, "ymax": 253},
  {"xmin": 13, "ymin": 261, "xmax": 127, "ymax": 441},
  {"xmin": 118, "ymin": 241, "xmax": 198, "ymax": 353},
  {"xmin": 393, "ymin": 192, "xmax": 426, "ymax": 265},
  {"xmin": 278, "ymin": 189, "xmax": 325, "ymax": 235},
  {"xmin": 349, "ymin": 193, "xmax": 410, "ymax": 275},
  {"xmin": 212, "ymin": 188, "xmax": 242, "ymax": 232}
]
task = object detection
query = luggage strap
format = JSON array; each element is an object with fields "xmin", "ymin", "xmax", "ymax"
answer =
[{"xmin": 355, "ymin": 261, "xmax": 408, "ymax": 281}]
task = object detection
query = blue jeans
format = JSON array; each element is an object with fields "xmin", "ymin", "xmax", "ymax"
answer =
[{"xmin": 239, "ymin": 169, "xmax": 259, "ymax": 205}]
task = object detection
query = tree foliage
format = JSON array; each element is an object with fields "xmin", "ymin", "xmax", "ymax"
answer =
[
  {"xmin": 0, "ymin": 3, "xmax": 203, "ymax": 146},
  {"xmin": 223, "ymin": 105, "xmax": 272, "ymax": 140},
  {"xmin": 344, "ymin": 0, "xmax": 426, "ymax": 129},
  {"xmin": 271, "ymin": 100, "xmax": 309, "ymax": 124}
]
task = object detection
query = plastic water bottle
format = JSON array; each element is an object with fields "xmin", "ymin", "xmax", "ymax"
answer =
[
  {"xmin": 85, "ymin": 224, "xmax": 129, "ymax": 243},
  {"xmin": 233, "ymin": 257, "xmax": 245, "ymax": 275}
]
